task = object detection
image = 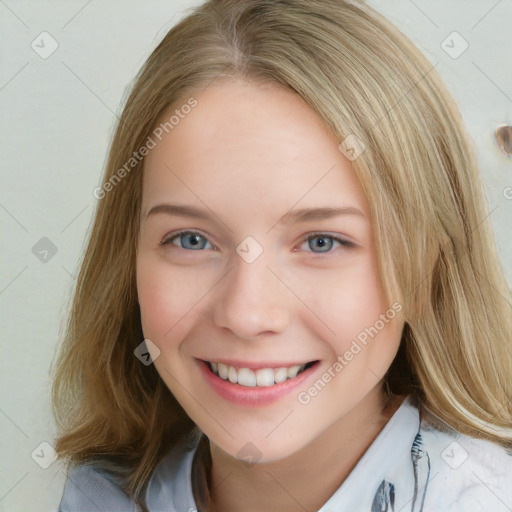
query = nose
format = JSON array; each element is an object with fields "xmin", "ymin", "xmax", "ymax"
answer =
[{"xmin": 212, "ymin": 256, "xmax": 290, "ymax": 340}]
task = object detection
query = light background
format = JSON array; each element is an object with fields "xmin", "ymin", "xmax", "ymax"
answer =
[{"xmin": 0, "ymin": 1, "xmax": 511, "ymax": 510}]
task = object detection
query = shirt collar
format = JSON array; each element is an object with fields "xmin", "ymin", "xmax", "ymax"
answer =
[
  {"xmin": 146, "ymin": 394, "xmax": 420, "ymax": 512},
  {"xmin": 318, "ymin": 394, "xmax": 421, "ymax": 511}
]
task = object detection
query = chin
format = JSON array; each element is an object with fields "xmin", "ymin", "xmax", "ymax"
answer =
[{"xmin": 214, "ymin": 429, "xmax": 312, "ymax": 465}]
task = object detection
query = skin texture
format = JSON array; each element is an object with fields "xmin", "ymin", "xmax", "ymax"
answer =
[{"xmin": 136, "ymin": 78, "xmax": 405, "ymax": 512}]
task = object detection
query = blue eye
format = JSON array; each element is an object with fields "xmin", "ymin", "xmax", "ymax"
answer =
[
  {"xmin": 160, "ymin": 231, "xmax": 353, "ymax": 254},
  {"xmin": 303, "ymin": 234, "xmax": 353, "ymax": 254},
  {"xmin": 161, "ymin": 231, "xmax": 214, "ymax": 250}
]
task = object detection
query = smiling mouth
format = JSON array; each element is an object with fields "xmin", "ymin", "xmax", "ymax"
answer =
[{"xmin": 205, "ymin": 360, "xmax": 318, "ymax": 387}]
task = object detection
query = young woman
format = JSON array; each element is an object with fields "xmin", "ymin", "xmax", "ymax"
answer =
[{"xmin": 53, "ymin": 1, "xmax": 512, "ymax": 511}]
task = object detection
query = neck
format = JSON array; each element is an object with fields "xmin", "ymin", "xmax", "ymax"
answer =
[{"xmin": 201, "ymin": 388, "xmax": 405, "ymax": 512}]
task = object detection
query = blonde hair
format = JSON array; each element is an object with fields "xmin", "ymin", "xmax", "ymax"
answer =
[{"xmin": 51, "ymin": 0, "xmax": 512, "ymax": 505}]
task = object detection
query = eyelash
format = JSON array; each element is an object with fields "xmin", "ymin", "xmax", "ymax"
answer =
[{"xmin": 159, "ymin": 230, "xmax": 355, "ymax": 256}]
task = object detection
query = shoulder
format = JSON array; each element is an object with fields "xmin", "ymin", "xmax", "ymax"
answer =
[
  {"xmin": 418, "ymin": 408, "xmax": 512, "ymax": 511},
  {"xmin": 58, "ymin": 436, "xmax": 199, "ymax": 512},
  {"xmin": 58, "ymin": 463, "xmax": 139, "ymax": 512},
  {"xmin": 144, "ymin": 435, "xmax": 199, "ymax": 511}
]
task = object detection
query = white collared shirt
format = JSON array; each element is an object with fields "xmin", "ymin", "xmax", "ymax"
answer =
[{"xmin": 59, "ymin": 395, "xmax": 512, "ymax": 511}]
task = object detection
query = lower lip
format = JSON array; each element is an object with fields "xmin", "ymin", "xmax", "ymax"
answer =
[{"xmin": 197, "ymin": 359, "xmax": 320, "ymax": 407}]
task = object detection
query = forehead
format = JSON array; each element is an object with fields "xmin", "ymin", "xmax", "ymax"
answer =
[{"xmin": 141, "ymin": 79, "xmax": 369, "ymax": 219}]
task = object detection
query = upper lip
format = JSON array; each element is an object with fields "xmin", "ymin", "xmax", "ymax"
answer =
[{"xmin": 199, "ymin": 358, "xmax": 317, "ymax": 370}]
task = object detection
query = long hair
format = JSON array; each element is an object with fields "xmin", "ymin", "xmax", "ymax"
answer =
[{"xmin": 51, "ymin": 0, "xmax": 512, "ymax": 504}]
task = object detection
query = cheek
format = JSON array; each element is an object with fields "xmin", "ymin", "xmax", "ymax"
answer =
[
  {"xmin": 304, "ymin": 253, "xmax": 401, "ymax": 361},
  {"xmin": 311, "ymin": 260, "xmax": 387, "ymax": 332},
  {"xmin": 136, "ymin": 257, "xmax": 205, "ymax": 339}
]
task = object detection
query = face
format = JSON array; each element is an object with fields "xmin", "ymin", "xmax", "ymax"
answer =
[{"xmin": 136, "ymin": 78, "xmax": 404, "ymax": 462}]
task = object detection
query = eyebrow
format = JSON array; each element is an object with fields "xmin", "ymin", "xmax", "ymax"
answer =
[
  {"xmin": 278, "ymin": 206, "xmax": 366, "ymax": 224},
  {"xmin": 145, "ymin": 203, "xmax": 366, "ymax": 223},
  {"xmin": 146, "ymin": 203, "xmax": 211, "ymax": 220}
]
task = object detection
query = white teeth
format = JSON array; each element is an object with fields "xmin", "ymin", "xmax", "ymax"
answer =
[
  {"xmin": 256, "ymin": 368, "xmax": 274, "ymax": 387},
  {"xmin": 228, "ymin": 365, "xmax": 238, "ymax": 384},
  {"xmin": 217, "ymin": 362, "xmax": 228, "ymax": 379},
  {"xmin": 274, "ymin": 367, "xmax": 288, "ymax": 383},
  {"xmin": 286, "ymin": 365, "xmax": 301, "ymax": 379},
  {"xmin": 237, "ymin": 368, "xmax": 257, "ymax": 387},
  {"xmin": 209, "ymin": 362, "xmax": 310, "ymax": 387}
]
